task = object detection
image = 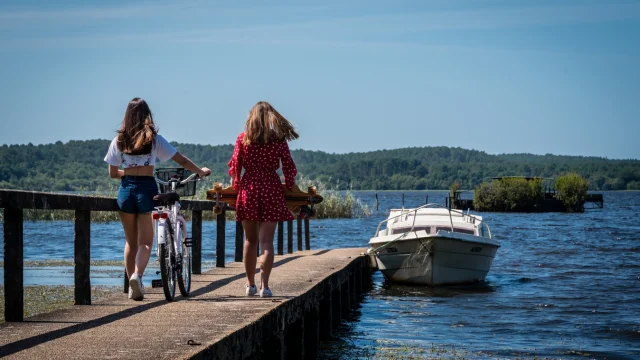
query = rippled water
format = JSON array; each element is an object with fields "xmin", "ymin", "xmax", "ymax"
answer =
[{"xmin": 1, "ymin": 191, "xmax": 639, "ymax": 358}]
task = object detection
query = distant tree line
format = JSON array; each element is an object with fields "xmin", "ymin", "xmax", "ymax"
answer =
[{"xmin": 1, "ymin": 140, "xmax": 639, "ymax": 192}]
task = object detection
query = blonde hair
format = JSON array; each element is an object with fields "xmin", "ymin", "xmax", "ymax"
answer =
[
  {"xmin": 117, "ymin": 97, "xmax": 157, "ymax": 155},
  {"xmin": 243, "ymin": 101, "xmax": 299, "ymax": 145}
]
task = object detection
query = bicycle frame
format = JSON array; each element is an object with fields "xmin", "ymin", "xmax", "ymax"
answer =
[{"xmin": 153, "ymin": 177, "xmax": 194, "ymax": 259}]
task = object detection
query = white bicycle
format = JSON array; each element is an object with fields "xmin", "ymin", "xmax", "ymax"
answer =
[{"xmin": 153, "ymin": 168, "xmax": 200, "ymax": 301}]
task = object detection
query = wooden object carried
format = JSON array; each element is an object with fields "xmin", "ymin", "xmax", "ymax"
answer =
[{"xmin": 206, "ymin": 183, "xmax": 323, "ymax": 217}]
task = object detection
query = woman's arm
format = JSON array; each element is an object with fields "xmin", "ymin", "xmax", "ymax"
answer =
[
  {"xmin": 171, "ymin": 152, "xmax": 211, "ymax": 177},
  {"xmin": 228, "ymin": 133, "xmax": 244, "ymax": 188},
  {"xmin": 108, "ymin": 165, "xmax": 124, "ymax": 179},
  {"xmin": 280, "ymin": 141, "xmax": 297, "ymax": 190}
]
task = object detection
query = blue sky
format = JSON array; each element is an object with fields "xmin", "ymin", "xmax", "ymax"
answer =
[{"xmin": 0, "ymin": 0, "xmax": 638, "ymax": 159}]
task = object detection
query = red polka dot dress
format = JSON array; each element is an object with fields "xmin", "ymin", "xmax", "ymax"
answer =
[{"xmin": 228, "ymin": 132, "xmax": 297, "ymax": 222}]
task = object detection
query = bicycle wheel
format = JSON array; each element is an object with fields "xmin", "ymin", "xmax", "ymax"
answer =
[
  {"xmin": 159, "ymin": 222, "xmax": 176, "ymax": 301},
  {"xmin": 177, "ymin": 239, "xmax": 191, "ymax": 296}
]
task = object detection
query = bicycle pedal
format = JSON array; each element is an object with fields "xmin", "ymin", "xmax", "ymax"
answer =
[
  {"xmin": 151, "ymin": 279, "xmax": 163, "ymax": 288},
  {"xmin": 184, "ymin": 237, "xmax": 196, "ymax": 247}
]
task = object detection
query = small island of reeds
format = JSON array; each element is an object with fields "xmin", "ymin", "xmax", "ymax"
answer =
[{"xmin": 449, "ymin": 173, "xmax": 598, "ymax": 213}]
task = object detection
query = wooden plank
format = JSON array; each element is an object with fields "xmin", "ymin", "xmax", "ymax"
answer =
[
  {"xmin": 192, "ymin": 210, "xmax": 202, "ymax": 274},
  {"xmin": 0, "ymin": 190, "xmax": 214, "ymax": 211},
  {"xmin": 235, "ymin": 221, "xmax": 244, "ymax": 262},
  {"xmin": 0, "ymin": 190, "xmax": 116, "ymax": 211},
  {"xmin": 74, "ymin": 210, "xmax": 91, "ymax": 305},
  {"xmin": 216, "ymin": 211, "xmax": 226, "ymax": 268},
  {"xmin": 3, "ymin": 208, "xmax": 24, "ymax": 322},
  {"xmin": 176, "ymin": 199, "xmax": 216, "ymax": 212}
]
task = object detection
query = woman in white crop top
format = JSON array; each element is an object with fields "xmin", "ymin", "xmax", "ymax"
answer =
[{"xmin": 104, "ymin": 97, "xmax": 211, "ymax": 301}]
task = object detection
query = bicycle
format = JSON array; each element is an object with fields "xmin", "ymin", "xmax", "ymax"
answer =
[{"xmin": 152, "ymin": 168, "xmax": 200, "ymax": 301}]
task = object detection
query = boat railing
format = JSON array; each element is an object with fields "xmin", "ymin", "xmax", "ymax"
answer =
[
  {"xmin": 369, "ymin": 203, "xmax": 492, "ymax": 255},
  {"xmin": 482, "ymin": 222, "xmax": 492, "ymax": 239},
  {"xmin": 374, "ymin": 203, "xmax": 457, "ymax": 238}
]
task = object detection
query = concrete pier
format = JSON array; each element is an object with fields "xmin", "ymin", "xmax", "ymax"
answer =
[{"xmin": 0, "ymin": 248, "xmax": 371, "ymax": 360}]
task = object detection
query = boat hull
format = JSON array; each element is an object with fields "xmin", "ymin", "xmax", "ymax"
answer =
[{"xmin": 371, "ymin": 234, "xmax": 499, "ymax": 286}]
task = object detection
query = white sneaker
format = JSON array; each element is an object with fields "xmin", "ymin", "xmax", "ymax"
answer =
[
  {"xmin": 129, "ymin": 273, "xmax": 144, "ymax": 301},
  {"xmin": 245, "ymin": 284, "xmax": 257, "ymax": 296},
  {"xmin": 128, "ymin": 287, "xmax": 133, "ymax": 300},
  {"xmin": 260, "ymin": 287, "xmax": 272, "ymax": 298}
]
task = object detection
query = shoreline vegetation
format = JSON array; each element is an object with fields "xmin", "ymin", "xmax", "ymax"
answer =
[{"xmin": 2, "ymin": 140, "xmax": 639, "ymax": 192}]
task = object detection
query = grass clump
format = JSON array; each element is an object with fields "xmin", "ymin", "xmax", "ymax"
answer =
[
  {"xmin": 296, "ymin": 175, "xmax": 372, "ymax": 219},
  {"xmin": 474, "ymin": 177, "xmax": 544, "ymax": 212},
  {"xmin": 555, "ymin": 172, "xmax": 589, "ymax": 212}
]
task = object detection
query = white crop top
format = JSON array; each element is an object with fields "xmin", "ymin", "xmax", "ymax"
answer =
[{"xmin": 104, "ymin": 135, "xmax": 177, "ymax": 168}]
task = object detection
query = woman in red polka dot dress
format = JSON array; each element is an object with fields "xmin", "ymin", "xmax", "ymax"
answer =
[{"xmin": 228, "ymin": 101, "xmax": 299, "ymax": 298}]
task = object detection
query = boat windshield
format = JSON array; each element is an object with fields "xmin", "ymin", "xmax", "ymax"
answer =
[
  {"xmin": 388, "ymin": 226, "xmax": 476, "ymax": 235},
  {"xmin": 435, "ymin": 227, "xmax": 475, "ymax": 235}
]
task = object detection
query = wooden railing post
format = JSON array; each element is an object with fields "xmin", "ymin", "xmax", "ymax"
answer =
[
  {"xmin": 216, "ymin": 210, "xmax": 226, "ymax": 268},
  {"xmin": 304, "ymin": 218, "xmax": 310, "ymax": 250},
  {"xmin": 287, "ymin": 220, "xmax": 293, "ymax": 254},
  {"xmin": 235, "ymin": 221, "xmax": 244, "ymax": 262},
  {"xmin": 123, "ymin": 270, "xmax": 129, "ymax": 294},
  {"xmin": 192, "ymin": 210, "xmax": 202, "ymax": 274},
  {"xmin": 297, "ymin": 217, "xmax": 303, "ymax": 251},
  {"xmin": 74, "ymin": 210, "xmax": 91, "ymax": 305},
  {"xmin": 4, "ymin": 208, "xmax": 24, "ymax": 322},
  {"xmin": 277, "ymin": 221, "xmax": 284, "ymax": 255}
]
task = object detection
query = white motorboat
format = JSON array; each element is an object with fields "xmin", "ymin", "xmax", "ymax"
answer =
[{"xmin": 367, "ymin": 204, "xmax": 500, "ymax": 286}]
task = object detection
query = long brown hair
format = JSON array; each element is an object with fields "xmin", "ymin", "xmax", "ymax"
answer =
[
  {"xmin": 243, "ymin": 101, "xmax": 299, "ymax": 145},
  {"xmin": 117, "ymin": 97, "xmax": 157, "ymax": 155}
]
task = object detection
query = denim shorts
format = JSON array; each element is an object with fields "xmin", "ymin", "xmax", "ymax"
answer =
[{"xmin": 117, "ymin": 176, "xmax": 159, "ymax": 214}]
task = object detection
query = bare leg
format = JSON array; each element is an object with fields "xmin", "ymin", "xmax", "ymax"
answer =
[
  {"xmin": 258, "ymin": 222, "xmax": 277, "ymax": 289},
  {"xmin": 242, "ymin": 220, "xmax": 259, "ymax": 286},
  {"xmin": 134, "ymin": 212, "xmax": 154, "ymax": 277},
  {"xmin": 119, "ymin": 212, "xmax": 138, "ymax": 279}
]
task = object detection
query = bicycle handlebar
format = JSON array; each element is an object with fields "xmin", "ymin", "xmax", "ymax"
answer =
[{"xmin": 154, "ymin": 172, "xmax": 200, "ymax": 186}]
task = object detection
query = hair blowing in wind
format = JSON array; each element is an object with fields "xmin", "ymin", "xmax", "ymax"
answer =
[{"xmin": 243, "ymin": 101, "xmax": 299, "ymax": 145}]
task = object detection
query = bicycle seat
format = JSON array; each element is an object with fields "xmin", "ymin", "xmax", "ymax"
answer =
[{"xmin": 154, "ymin": 192, "xmax": 180, "ymax": 203}]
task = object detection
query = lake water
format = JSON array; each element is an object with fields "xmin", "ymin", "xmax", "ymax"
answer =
[{"xmin": 1, "ymin": 191, "xmax": 639, "ymax": 359}]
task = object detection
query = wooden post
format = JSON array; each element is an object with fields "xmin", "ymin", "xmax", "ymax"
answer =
[
  {"xmin": 297, "ymin": 217, "xmax": 303, "ymax": 251},
  {"xmin": 375, "ymin": 193, "xmax": 378, "ymax": 211},
  {"xmin": 74, "ymin": 209, "xmax": 91, "ymax": 305},
  {"xmin": 192, "ymin": 210, "xmax": 202, "ymax": 274},
  {"xmin": 304, "ymin": 218, "xmax": 310, "ymax": 251},
  {"xmin": 287, "ymin": 220, "xmax": 293, "ymax": 254},
  {"xmin": 235, "ymin": 221, "xmax": 244, "ymax": 262},
  {"xmin": 277, "ymin": 221, "xmax": 284, "ymax": 255},
  {"xmin": 216, "ymin": 210, "xmax": 226, "ymax": 268},
  {"xmin": 4, "ymin": 208, "xmax": 24, "ymax": 322},
  {"xmin": 123, "ymin": 270, "xmax": 129, "ymax": 294}
]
